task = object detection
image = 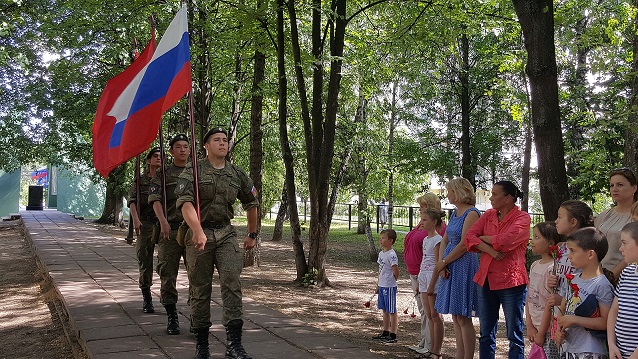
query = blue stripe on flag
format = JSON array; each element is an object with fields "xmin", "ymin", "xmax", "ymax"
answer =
[
  {"xmin": 109, "ymin": 120, "xmax": 127, "ymax": 148},
  {"xmin": 128, "ymin": 33, "xmax": 190, "ymax": 118}
]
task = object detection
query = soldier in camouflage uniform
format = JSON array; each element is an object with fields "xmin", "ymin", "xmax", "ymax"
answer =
[
  {"xmin": 148, "ymin": 134, "xmax": 190, "ymax": 335},
  {"xmin": 175, "ymin": 127, "xmax": 258, "ymax": 359},
  {"xmin": 128, "ymin": 147, "xmax": 162, "ymax": 314}
]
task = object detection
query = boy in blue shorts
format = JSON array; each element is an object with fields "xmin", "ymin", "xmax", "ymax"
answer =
[{"xmin": 372, "ymin": 229, "xmax": 400, "ymax": 343}]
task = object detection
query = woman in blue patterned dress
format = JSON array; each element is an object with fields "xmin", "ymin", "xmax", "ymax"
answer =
[{"xmin": 433, "ymin": 177, "xmax": 480, "ymax": 359}]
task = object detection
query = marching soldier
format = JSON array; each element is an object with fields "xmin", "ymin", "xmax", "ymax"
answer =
[
  {"xmin": 175, "ymin": 127, "xmax": 258, "ymax": 359},
  {"xmin": 148, "ymin": 134, "xmax": 190, "ymax": 335},
  {"xmin": 128, "ymin": 147, "xmax": 162, "ymax": 314}
]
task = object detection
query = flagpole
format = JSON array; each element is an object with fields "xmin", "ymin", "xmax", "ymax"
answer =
[
  {"xmin": 187, "ymin": 91, "xmax": 200, "ymax": 221},
  {"xmin": 134, "ymin": 155, "xmax": 141, "ymax": 226},
  {"xmin": 158, "ymin": 128, "xmax": 168, "ymax": 219}
]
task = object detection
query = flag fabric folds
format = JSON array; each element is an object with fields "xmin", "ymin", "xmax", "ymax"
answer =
[{"xmin": 93, "ymin": 5, "xmax": 192, "ymax": 177}]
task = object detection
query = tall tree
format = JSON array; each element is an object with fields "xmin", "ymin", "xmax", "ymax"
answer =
[
  {"xmin": 625, "ymin": 0, "xmax": 638, "ymax": 173},
  {"xmin": 277, "ymin": 0, "xmax": 306, "ymax": 279},
  {"xmin": 512, "ymin": 0, "xmax": 569, "ymax": 220}
]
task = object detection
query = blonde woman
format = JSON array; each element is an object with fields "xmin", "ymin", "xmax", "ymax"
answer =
[
  {"xmin": 433, "ymin": 178, "xmax": 480, "ymax": 359},
  {"xmin": 406, "ymin": 193, "xmax": 447, "ymax": 354}
]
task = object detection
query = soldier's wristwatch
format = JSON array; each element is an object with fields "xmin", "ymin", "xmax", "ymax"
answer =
[{"xmin": 248, "ymin": 232, "xmax": 258, "ymax": 239}]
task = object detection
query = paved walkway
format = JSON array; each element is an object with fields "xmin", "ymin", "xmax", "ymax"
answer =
[{"xmin": 22, "ymin": 210, "xmax": 384, "ymax": 359}]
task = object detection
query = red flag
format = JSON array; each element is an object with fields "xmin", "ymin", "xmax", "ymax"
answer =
[
  {"xmin": 92, "ymin": 6, "xmax": 192, "ymax": 178},
  {"xmin": 92, "ymin": 36, "xmax": 156, "ymax": 177}
]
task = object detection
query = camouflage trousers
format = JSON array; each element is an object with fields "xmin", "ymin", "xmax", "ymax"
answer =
[
  {"xmin": 186, "ymin": 225, "xmax": 243, "ymax": 330},
  {"xmin": 156, "ymin": 228, "xmax": 186, "ymax": 305},
  {"xmin": 136, "ymin": 221, "xmax": 158, "ymax": 289}
]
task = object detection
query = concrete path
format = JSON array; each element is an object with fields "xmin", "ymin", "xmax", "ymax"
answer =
[{"xmin": 22, "ymin": 210, "xmax": 384, "ymax": 359}]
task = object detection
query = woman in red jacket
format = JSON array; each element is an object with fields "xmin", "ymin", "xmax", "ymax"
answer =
[{"xmin": 465, "ymin": 181, "xmax": 530, "ymax": 359}]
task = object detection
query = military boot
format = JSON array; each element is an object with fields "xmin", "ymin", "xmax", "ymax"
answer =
[
  {"xmin": 164, "ymin": 304, "xmax": 180, "ymax": 335},
  {"xmin": 141, "ymin": 288, "xmax": 154, "ymax": 313},
  {"xmin": 224, "ymin": 320, "xmax": 252, "ymax": 359},
  {"xmin": 195, "ymin": 328, "xmax": 210, "ymax": 359}
]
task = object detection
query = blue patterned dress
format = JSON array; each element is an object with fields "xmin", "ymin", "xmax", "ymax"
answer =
[{"xmin": 434, "ymin": 207, "xmax": 480, "ymax": 318}]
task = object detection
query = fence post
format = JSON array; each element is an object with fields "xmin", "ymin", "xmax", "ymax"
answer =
[
  {"xmin": 348, "ymin": 204, "xmax": 352, "ymax": 230},
  {"xmin": 408, "ymin": 206, "xmax": 414, "ymax": 231}
]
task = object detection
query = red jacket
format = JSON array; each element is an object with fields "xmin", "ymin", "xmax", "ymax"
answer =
[{"xmin": 465, "ymin": 207, "xmax": 530, "ymax": 290}]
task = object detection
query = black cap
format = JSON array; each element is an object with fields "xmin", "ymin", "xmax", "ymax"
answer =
[
  {"xmin": 203, "ymin": 127, "xmax": 228, "ymax": 144},
  {"xmin": 169, "ymin": 133, "xmax": 189, "ymax": 148},
  {"xmin": 146, "ymin": 146, "xmax": 161, "ymax": 160}
]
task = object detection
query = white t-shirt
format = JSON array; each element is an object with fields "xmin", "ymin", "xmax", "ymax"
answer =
[
  {"xmin": 527, "ymin": 260, "xmax": 554, "ymax": 328},
  {"xmin": 378, "ymin": 249, "xmax": 398, "ymax": 288},
  {"xmin": 419, "ymin": 234, "xmax": 443, "ymax": 273},
  {"xmin": 562, "ymin": 273, "xmax": 614, "ymax": 354}
]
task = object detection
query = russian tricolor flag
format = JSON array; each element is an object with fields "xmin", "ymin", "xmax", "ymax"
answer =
[{"xmin": 93, "ymin": 5, "xmax": 192, "ymax": 177}]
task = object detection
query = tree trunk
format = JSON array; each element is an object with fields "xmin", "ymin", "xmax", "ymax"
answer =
[
  {"xmin": 387, "ymin": 83, "xmax": 397, "ymax": 229},
  {"xmin": 271, "ymin": 186, "xmax": 288, "ymax": 242},
  {"xmin": 96, "ymin": 165, "xmax": 126, "ymax": 225},
  {"xmin": 365, "ymin": 221, "xmax": 378, "ymax": 262},
  {"xmin": 250, "ymin": 26, "xmax": 265, "ymax": 230},
  {"xmin": 279, "ymin": 0, "xmax": 306, "ymax": 281},
  {"xmin": 459, "ymin": 32, "xmax": 475, "ymax": 189},
  {"xmin": 565, "ymin": 16, "xmax": 590, "ymax": 199},
  {"xmin": 521, "ymin": 118, "xmax": 533, "ymax": 212},
  {"xmin": 354, "ymin": 93, "xmax": 370, "ymax": 235},
  {"xmin": 228, "ymin": 50, "xmax": 244, "ymax": 162},
  {"xmin": 327, "ymin": 150, "xmax": 351, "ymax": 224},
  {"xmin": 512, "ymin": 0, "xmax": 569, "ymax": 221},
  {"xmin": 191, "ymin": 1, "xmax": 212, "ymax": 147},
  {"xmin": 625, "ymin": 0, "xmax": 638, "ymax": 174},
  {"xmin": 521, "ymin": 68, "xmax": 533, "ymax": 212}
]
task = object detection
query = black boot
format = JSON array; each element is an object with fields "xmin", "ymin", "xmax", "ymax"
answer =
[
  {"xmin": 141, "ymin": 288, "xmax": 154, "ymax": 313},
  {"xmin": 165, "ymin": 304, "xmax": 180, "ymax": 335},
  {"xmin": 225, "ymin": 320, "xmax": 252, "ymax": 359},
  {"xmin": 195, "ymin": 328, "xmax": 210, "ymax": 359}
]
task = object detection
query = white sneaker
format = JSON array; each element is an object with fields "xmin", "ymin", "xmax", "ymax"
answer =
[
  {"xmin": 415, "ymin": 346, "xmax": 431, "ymax": 354},
  {"xmin": 407, "ymin": 345, "xmax": 422, "ymax": 352}
]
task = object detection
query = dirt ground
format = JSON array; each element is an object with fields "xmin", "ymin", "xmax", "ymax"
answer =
[
  {"xmin": 241, "ymin": 233, "xmax": 525, "ymax": 359},
  {"xmin": 2, "ymin": 219, "xmax": 528, "ymax": 359},
  {"xmin": 0, "ymin": 220, "xmax": 82, "ymax": 359}
]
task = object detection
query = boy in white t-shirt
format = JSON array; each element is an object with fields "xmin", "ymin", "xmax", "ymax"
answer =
[{"xmin": 372, "ymin": 229, "xmax": 400, "ymax": 343}]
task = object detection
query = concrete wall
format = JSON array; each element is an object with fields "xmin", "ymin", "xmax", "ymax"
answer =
[
  {"xmin": 0, "ymin": 170, "xmax": 20, "ymax": 217},
  {"xmin": 55, "ymin": 167, "xmax": 106, "ymax": 217}
]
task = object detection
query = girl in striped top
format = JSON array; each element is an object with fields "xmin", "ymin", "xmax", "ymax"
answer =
[{"xmin": 608, "ymin": 222, "xmax": 638, "ymax": 359}]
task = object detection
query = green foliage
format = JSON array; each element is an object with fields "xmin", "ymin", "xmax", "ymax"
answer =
[
  {"xmin": 1, "ymin": 0, "xmax": 636, "ymax": 229},
  {"xmin": 302, "ymin": 267, "xmax": 318, "ymax": 287}
]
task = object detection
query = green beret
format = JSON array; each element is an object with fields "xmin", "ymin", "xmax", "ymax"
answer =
[
  {"xmin": 169, "ymin": 133, "xmax": 189, "ymax": 147},
  {"xmin": 146, "ymin": 146, "xmax": 161, "ymax": 159},
  {"xmin": 203, "ymin": 127, "xmax": 228, "ymax": 144}
]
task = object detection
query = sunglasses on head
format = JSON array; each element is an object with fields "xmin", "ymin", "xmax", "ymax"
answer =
[{"xmin": 611, "ymin": 167, "xmax": 636, "ymax": 180}]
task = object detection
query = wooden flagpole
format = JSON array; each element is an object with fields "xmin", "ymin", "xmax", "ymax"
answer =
[{"xmin": 188, "ymin": 91, "xmax": 200, "ymax": 221}]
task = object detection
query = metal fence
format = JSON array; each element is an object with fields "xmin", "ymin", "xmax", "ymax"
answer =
[{"xmin": 266, "ymin": 201, "xmax": 545, "ymax": 233}]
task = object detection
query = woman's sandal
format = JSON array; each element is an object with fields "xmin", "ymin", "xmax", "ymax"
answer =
[{"xmin": 416, "ymin": 352, "xmax": 443, "ymax": 359}]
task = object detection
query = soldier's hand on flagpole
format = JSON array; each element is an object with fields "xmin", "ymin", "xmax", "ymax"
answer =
[{"xmin": 192, "ymin": 229, "xmax": 207, "ymax": 252}]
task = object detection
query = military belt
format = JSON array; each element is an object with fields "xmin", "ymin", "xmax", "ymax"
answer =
[{"xmin": 200, "ymin": 220, "xmax": 230, "ymax": 229}]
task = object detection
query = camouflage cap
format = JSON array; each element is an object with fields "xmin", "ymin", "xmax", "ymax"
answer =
[
  {"xmin": 203, "ymin": 127, "xmax": 228, "ymax": 144},
  {"xmin": 169, "ymin": 133, "xmax": 189, "ymax": 148}
]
